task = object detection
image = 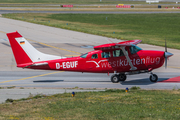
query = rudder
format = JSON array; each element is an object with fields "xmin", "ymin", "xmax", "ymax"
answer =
[{"xmin": 6, "ymin": 31, "xmax": 63, "ymax": 67}]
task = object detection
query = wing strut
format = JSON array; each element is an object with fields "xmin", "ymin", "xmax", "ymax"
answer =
[{"xmin": 120, "ymin": 46, "xmax": 137, "ymax": 71}]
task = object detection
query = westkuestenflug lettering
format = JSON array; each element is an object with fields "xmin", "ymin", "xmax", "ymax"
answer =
[{"xmin": 101, "ymin": 57, "xmax": 161, "ymax": 68}]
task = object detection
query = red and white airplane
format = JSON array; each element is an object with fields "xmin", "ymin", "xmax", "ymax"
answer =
[{"xmin": 7, "ymin": 31, "xmax": 173, "ymax": 83}]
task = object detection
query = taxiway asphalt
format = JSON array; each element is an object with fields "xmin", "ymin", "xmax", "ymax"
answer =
[{"xmin": 0, "ymin": 16, "xmax": 180, "ymax": 102}]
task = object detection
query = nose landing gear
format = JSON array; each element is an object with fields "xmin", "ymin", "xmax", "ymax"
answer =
[{"xmin": 149, "ymin": 73, "xmax": 158, "ymax": 82}]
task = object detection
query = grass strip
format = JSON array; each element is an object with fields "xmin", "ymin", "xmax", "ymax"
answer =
[
  {"xmin": 2, "ymin": 13, "xmax": 180, "ymax": 49},
  {"xmin": 0, "ymin": 89, "xmax": 180, "ymax": 119}
]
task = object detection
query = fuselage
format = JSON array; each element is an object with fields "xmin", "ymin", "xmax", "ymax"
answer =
[
  {"xmin": 27, "ymin": 46, "xmax": 165, "ymax": 73},
  {"xmin": 6, "ymin": 31, "xmax": 173, "ymax": 83}
]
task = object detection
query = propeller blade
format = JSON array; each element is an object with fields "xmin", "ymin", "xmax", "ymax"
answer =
[
  {"xmin": 164, "ymin": 38, "xmax": 167, "ymax": 68},
  {"xmin": 165, "ymin": 37, "xmax": 167, "ymax": 52},
  {"xmin": 165, "ymin": 57, "xmax": 167, "ymax": 69},
  {"xmin": 164, "ymin": 38, "xmax": 173, "ymax": 68}
]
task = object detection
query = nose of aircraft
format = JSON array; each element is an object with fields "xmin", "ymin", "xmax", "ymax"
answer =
[
  {"xmin": 164, "ymin": 52, "xmax": 173, "ymax": 68},
  {"xmin": 164, "ymin": 52, "xmax": 173, "ymax": 58}
]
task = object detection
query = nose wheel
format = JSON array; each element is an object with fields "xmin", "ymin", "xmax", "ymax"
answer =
[
  {"xmin": 111, "ymin": 74, "xmax": 127, "ymax": 83},
  {"xmin": 149, "ymin": 73, "xmax": 158, "ymax": 82}
]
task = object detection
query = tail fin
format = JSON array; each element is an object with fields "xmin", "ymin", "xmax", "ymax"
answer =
[{"xmin": 6, "ymin": 31, "xmax": 63, "ymax": 66}]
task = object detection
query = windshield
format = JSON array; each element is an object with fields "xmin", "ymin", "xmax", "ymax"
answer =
[
  {"xmin": 80, "ymin": 53, "xmax": 88, "ymax": 58},
  {"xmin": 129, "ymin": 45, "xmax": 142, "ymax": 54}
]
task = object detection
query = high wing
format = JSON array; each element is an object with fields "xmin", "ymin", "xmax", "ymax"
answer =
[
  {"xmin": 94, "ymin": 40, "xmax": 142, "ymax": 71},
  {"xmin": 116, "ymin": 39, "xmax": 142, "ymax": 46},
  {"xmin": 94, "ymin": 40, "xmax": 142, "ymax": 50}
]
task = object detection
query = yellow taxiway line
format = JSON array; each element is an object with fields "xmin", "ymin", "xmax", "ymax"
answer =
[
  {"xmin": 168, "ymin": 66, "xmax": 180, "ymax": 69},
  {"xmin": 0, "ymin": 71, "xmax": 64, "ymax": 84},
  {"xmin": 26, "ymin": 38, "xmax": 81, "ymax": 55},
  {"xmin": 65, "ymin": 55, "xmax": 80, "ymax": 57},
  {"xmin": 0, "ymin": 30, "xmax": 81, "ymax": 55},
  {"xmin": 0, "ymin": 30, "xmax": 7, "ymax": 34}
]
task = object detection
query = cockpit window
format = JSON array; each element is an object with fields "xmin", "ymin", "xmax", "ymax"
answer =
[
  {"xmin": 129, "ymin": 45, "xmax": 142, "ymax": 54},
  {"xmin": 113, "ymin": 48, "xmax": 128, "ymax": 57},
  {"xmin": 102, "ymin": 52, "xmax": 111, "ymax": 58},
  {"xmin": 113, "ymin": 50, "xmax": 124, "ymax": 57},
  {"xmin": 91, "ymin": 54, "xmax": 98, "ymax": 59},
  {"xmin": 80, "ymin": 53, "xmax": 88, "ymax": 58}
]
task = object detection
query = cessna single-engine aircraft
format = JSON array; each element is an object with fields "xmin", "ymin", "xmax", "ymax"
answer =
[{"xmin": 7, "ymin": 31, "xmax": 173, "ymax": 83}]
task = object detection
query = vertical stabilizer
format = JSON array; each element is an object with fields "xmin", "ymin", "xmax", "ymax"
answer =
[
  {"xmin": 7, "ymin": 31, "xmax": 32, "ymax": 65},
  {"xmin": 6, "ymin": 31, "xmax": 63, "ymax": 66}
]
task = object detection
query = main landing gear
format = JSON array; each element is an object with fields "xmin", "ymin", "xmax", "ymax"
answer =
[
  {"xmin": 110, "ymin": 72, "xmax": 158, "ymax": 83},
  {"xmin": 111, "ymin": 73, "xmax": 127, "ymax": 83}
]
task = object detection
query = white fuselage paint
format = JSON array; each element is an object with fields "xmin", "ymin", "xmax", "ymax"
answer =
[
  {"xmin": 90, "ymin": 56, "xmax": 161, "ymax": 68},
  {"xmin": 15, "ymin": 37, "xmax": 64, "ymax": 62}
]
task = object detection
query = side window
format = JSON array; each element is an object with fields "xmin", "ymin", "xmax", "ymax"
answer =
[
  {"xmin": 113, "ymin": 49, "xmax": 128, "ymax": 57},
  {"xmin": 101, "ymin": 52, "xmax": 111, "ymax": 58},
  {"xmin": 91, "ymin": 54, "xmax": 98, "ymax": 59},
  {"xmin": 125, "ymin": 48, "xmax": 129, "ymax": 55},
  {"xmin": 113, "ymin": 50, "xmax": 124, "ymax": 57}
]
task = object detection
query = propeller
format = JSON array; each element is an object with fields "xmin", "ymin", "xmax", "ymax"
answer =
[
  {"xmin": 165, "ymin": 38, "xmax": 167, "ymax": 68},
  {"xmin": 165, "ymin": 37, "xmax": 167, "ymax": 52},
  {"xmin": 164, "ymin": 38, "xmax": 173, "ymax": 68}
]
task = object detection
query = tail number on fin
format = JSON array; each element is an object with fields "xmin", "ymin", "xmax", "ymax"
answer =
[{"xmin": 56, "ymin": 61, "xmax": 78, "ymax": 69}]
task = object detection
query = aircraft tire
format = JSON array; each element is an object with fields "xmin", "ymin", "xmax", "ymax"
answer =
[
  {"xmin": 149, "ymin": 74, "xmax": 158, "ymax": 82},
  {"xmin": 119, "ymin": 74, "xmax": 127, "ymax": 81},
  {"xmin": 111, "ymin": 74, "xmax": 120, "ymax": 83}
]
